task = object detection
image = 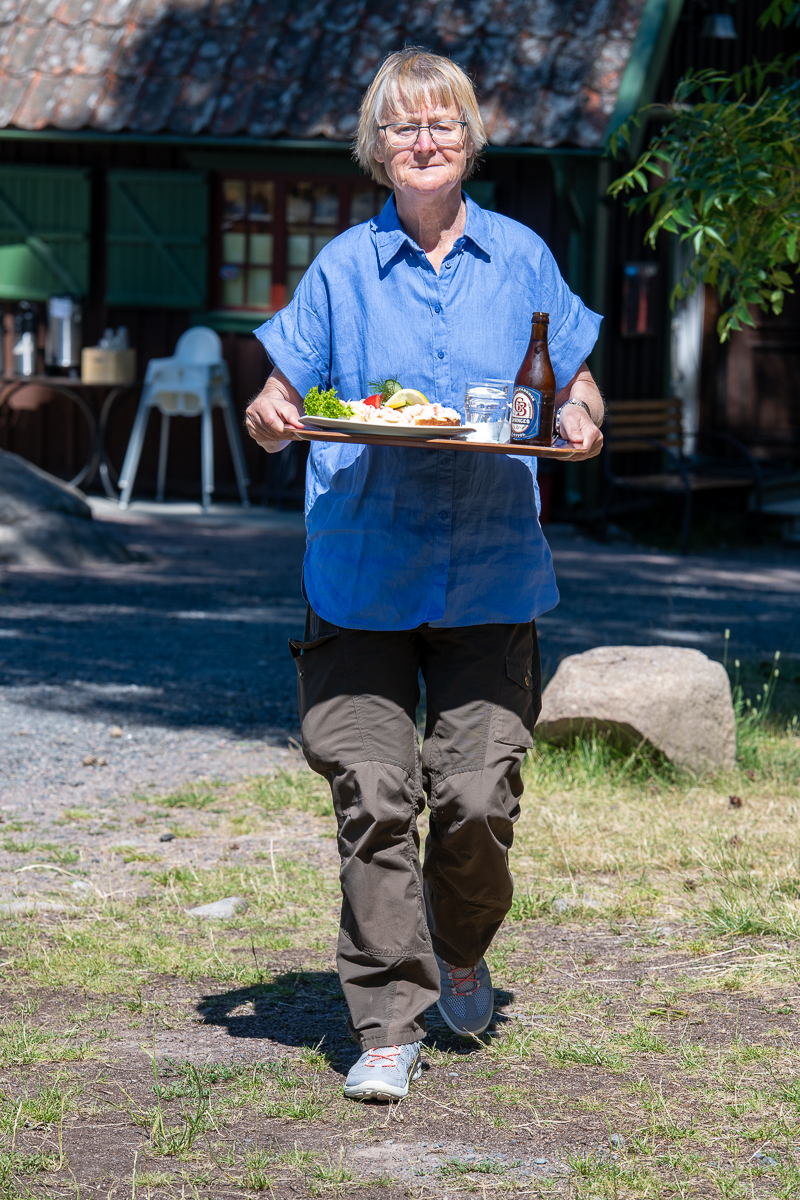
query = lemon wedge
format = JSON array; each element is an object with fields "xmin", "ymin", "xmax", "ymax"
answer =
[{"xmin": 385, "ymin": 388, "xmax": 428, "ymax": 409}]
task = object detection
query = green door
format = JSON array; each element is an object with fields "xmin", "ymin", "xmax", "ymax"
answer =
[
  {"xmin": 106, "ymin": 170, "xmax": 208, "ymax": 308},
  {"xmin": 0, "ymin": 166, "xmax": 90, "ymax": 300}
]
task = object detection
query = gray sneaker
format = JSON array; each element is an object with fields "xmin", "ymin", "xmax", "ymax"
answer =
[
  {"xmin": 343, "ymin": 1042, "xmax": 422, "ymax": 1101},
  {"xmin": 435, "ymin": 953, "xmax": 494, "ymax": 1035}
]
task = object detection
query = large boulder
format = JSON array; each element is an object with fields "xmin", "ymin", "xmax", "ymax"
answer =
[
  {"xmin": 536, "ymin": 645, "xmax": 736, "ymax": 771},
  {"xmin": 0, "ymin": 449, "xmax": 128, "ymax": 567}
]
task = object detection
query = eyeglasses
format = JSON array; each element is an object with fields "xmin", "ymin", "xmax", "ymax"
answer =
[{"xmin": 379, "ymin": 121, "xmax": 467, "ymax": 149}]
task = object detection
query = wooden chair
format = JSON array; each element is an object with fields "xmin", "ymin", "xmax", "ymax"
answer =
[{"xmin": 601, "ymin": 399, "xmax": 763, "ymax": 553}]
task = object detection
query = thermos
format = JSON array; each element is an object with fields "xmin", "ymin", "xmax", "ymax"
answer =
[
  {"xmin": 12, "ymin": 301, "xmax": 39, "ymax": 378},
  {"xmin": 45, "ymin": 295, "xmax": 82, "ymax": 377}
]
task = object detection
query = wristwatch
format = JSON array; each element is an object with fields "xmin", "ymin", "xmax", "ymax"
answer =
[{"xmin": 556, "ymin": 398, "xmax": 592, "ymax": 438}]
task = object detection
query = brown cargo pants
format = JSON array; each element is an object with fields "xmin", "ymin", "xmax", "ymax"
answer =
[{"xmin": 289, "ymin": 607, "xmax": 542, "ymax": 1050}]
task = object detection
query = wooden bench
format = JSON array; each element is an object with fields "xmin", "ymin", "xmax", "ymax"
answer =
[{"xmin": 601, "ymin": 399, "xmax": 763, "ymax": 553}]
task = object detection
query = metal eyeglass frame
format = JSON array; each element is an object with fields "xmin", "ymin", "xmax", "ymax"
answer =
[{"xmin": 379, "ymin": 121, "xmax": 467, "ymax": 147}]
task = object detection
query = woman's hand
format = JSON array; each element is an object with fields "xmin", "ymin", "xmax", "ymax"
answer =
[
  {"xmin": 557, "ymin": 403, "xmax": 604, "ymax": 459},
  {"xmin": 245, "ymin": 368, "xmax": 305, "ymax": 453},
  {"xmin": 554, "ymin": 362, "xmax": 604, "ymax": 459}
]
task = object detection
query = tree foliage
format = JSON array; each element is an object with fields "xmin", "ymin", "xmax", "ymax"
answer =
[
  {"xmin": 760, "ymin": 0, "xmax": 800, "ymax": 27},
  {"xmin": 608, "ymin": 55, "xmax": 800, "ymax": 341}
]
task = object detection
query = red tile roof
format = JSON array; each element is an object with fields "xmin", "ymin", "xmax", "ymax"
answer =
[{"xmin": 0, "ymin": 0, "xmax": 647, "ymax": 146}]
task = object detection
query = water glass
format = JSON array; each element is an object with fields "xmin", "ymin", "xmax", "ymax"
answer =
[{"xmin": 464, "ymin": 380, "xmax": 511, "ymax": 442}]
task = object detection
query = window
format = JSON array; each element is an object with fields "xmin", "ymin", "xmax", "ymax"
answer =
[{"xmin": 215, "ymin": 175, "xmax": 389, "ymax": 313}]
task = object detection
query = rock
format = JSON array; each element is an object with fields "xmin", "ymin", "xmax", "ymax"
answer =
[
  {"xmin": 0, "ymin": 449, "xmax": 128, "ymax": 567},
  {"xmin": 552, "ymin": 894, "xmax": 599, "ymax": 913},
  {"xmin": 535, "ymin": 646, "xmax": 736, "ymax": 771},
  {"xmin": 609, "ymin": 1133, "xmax": 624, "ymax": 1148},
  {"xmin": 186, "ymin": 896, "xmax": 247, "ymax": 920},
  {"xmin": 159, "ymin": 831, "xmax": 176, "ymax": 842},
  {"xmin": 0, "ymin": 898, "xmax": 69, "ymax": 915}
]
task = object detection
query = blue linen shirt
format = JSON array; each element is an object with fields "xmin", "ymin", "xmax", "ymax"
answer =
[{"xmin": 256, "ymin": 194, "xmax": 601, "ymax": 631}]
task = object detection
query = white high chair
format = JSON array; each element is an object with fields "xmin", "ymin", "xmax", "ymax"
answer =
[{"xmin": 117, "ymin": 327, "xmax": 250, "ymax": 511}]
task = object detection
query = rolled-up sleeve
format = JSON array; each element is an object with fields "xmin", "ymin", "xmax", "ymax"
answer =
[
  {"xmin": 254, "ymin": 263, "xmax": 333, "ymax": 399},
  {"xmin": 535, "ymin": 242, "xmax": 603, "ymax": 391}
]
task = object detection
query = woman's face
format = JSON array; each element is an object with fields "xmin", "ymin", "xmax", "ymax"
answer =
[{"xmin": 374, "ymin": 98, "xmax": 472, "ymax": 199}]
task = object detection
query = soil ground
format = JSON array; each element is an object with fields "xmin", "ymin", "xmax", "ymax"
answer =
[{"xmin": 1, "ymin": 503, "xmax": 799, "ymax": 1199}]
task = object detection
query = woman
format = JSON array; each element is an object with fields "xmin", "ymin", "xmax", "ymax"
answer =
[{"xmin": 246, "ymin": 48, "xmax": 604, "ymax": 1101}]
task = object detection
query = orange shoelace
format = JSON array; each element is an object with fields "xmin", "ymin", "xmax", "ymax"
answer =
[
  {"xmin": 446, "ymin": 964, "xmax": 480, "ymax": 996},
  {"xmin": 364, "ymin": 1046, "xmax": 402, "ymax": 1069}
]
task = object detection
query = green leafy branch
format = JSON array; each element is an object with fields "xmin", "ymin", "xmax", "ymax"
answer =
[
  {"xmin": 608, "ymin": 56, "xmax": 800, "ymax": 341},
  {"xmin": 759, "ymin": 0, "xmax": 800, "ymax": 27}
]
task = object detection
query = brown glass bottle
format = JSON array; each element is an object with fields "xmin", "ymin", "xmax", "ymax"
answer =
[{"xmin": 510, "ymin": 312, "xmax": 556, "ymax": 446}]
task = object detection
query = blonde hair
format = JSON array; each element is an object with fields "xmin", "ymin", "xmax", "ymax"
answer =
[{"xmin": 355, "ymin": 48, "xmax": 487, "ymax": 188}]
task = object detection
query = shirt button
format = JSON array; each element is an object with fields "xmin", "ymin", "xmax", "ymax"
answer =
[
  {"xmin": 437, "ymin": 350, "xmax": 444, "ymax": 359},
  {"xmin": 445, "ymin": 261, "xmax": 453, "ymax": 269},
  {"xmin": 439, "ymin": 510, "xmax": 449, "ymax": 519},
  {"xmin": 434, "ymin": 305, "xmax": 441, "ymax": 313},
  {"xmin": 437, "ymin": 564, "xmax": 446, "ymax": 573}
]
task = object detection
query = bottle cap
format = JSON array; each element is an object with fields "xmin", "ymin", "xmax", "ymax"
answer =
[{"xmin": 531, "ymin": 311, "xmax": 550, "ymax": 323}]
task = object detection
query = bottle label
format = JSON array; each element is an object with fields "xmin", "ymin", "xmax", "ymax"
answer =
[{"xmin": 511, "ymin": 386, "xmax": 541, "ymax": 440}]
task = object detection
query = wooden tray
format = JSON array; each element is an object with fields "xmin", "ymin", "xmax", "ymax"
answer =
[{"xmin": 291, "ymin": 428, "xmax": 580, "ymax": 459}]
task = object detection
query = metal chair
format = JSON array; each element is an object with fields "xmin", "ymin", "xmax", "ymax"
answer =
[{"xmin": 117, "ymin": 327, "xmax": 250, "ymax": 511}]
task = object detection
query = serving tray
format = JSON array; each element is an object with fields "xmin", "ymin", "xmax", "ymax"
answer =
[{"xmin": 291, "ymin": 426, "xmax": 580, "ymax": 460}]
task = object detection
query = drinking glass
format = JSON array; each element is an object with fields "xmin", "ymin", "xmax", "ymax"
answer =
[{"xmin": 464, "ymin": 380, "xmax": 511, "ymax": 442}]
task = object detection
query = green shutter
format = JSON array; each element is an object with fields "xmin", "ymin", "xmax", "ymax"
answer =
[
  {"xmin": 0, "ymin": 166, "xmax": 90, "ymax": 300},
  {"xmin": 106, "ymin": 170, "xmax": 208, "ymax": 309}
]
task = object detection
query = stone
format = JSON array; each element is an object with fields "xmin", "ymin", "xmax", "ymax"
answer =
[
  {"xmin": 0, "ymin": 898, "xmax": 69, "ymax": 915},
  {"xmin": 186, "ymin": 896, "xmax": 247, "ymax": 919},
  {"xmin": 552, "ymin": 894, "xmax": 599, "ymax": 913},
  {"xmin": 0, "ymin": 449, "xmax": 128, "ymax": 567},
  {"xmin": 159, "ymin": 831, "xmax": 175, "ymax": 842},
  {"xmin": 535, "ymin": 646, "xmax": 736, "ymax": 771}
]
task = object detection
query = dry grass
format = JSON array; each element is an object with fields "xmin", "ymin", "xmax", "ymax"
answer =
[{"xmin": 1, "ymin": 696, "xmax": 799, "ymax": 1199}]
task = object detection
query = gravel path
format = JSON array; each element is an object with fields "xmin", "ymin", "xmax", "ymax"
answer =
[{"xmin": 1, "ymin": 501, "xmax": 798, "ymax": 813}]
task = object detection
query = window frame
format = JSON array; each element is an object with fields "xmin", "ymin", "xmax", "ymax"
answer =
[{"xmin": 211, "ymin": 172, "xmax": 389, "ymax": 315}]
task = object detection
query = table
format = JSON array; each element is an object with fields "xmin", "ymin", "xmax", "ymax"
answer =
[{"xmin": 0, "ymin": 376, "xmax": 141, "ymax": 494}]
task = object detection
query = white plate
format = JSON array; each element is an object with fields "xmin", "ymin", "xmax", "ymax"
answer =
[{"xmin": 299, "ymin": 414, "xmax": 474, "ymax": 439}]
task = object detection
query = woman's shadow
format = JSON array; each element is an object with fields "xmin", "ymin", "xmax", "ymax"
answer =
[{"xmin": 196, "ymin": 970, "xmax": 515, "ymax": 1075}]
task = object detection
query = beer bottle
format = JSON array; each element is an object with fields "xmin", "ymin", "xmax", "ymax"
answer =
[{"xmin": 510, "ymin": 312, "xmax": 556, "ymax": 446}]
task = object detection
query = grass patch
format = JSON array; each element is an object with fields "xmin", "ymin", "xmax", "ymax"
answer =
[
  {"xmin": 56, "ymin": 807, "xmax": 93, "ymax": 823},
  {"xmin": 111, "ymin": 845, "xmax": 160, "ymax": 864},
  {"xmin": 511, "ymin": 701, "xmax": 800, "ymax": 938},
  {"xmin": 155, "ymin": 784, "xmax": 221, "ymax": 810},
  {"xmin": 239, "ymin": 770, "xmax": 334, "ymax": 819},
  {"xmin": 0, "ymin": 855, "xmax": 339, "ymax": 993},
  {"xmin": 0, "ymin": 683, "xmax": 797, "ymax": 1200},
  {"xmin": 1, "ymin": 840, "xmax": 39, "ymax": 855}
]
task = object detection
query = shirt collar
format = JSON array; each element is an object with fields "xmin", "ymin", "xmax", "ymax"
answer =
[{"xmin": 371, "ymin": 191, "xmax": 493, "ymax": 269}]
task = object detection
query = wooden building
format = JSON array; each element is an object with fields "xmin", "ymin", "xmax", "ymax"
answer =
[{"xmin": 0, "ymin": 0, "xmax": 797, "ymax": 509}]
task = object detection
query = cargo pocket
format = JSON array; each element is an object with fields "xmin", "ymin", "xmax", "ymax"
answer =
[
  {"xmin": 288, "ymin": 633, "xmax": 340, "ymax": 722},
  {"xmin": 494, "ymin": 656, "xmax": 535, "ymax": 748}
]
